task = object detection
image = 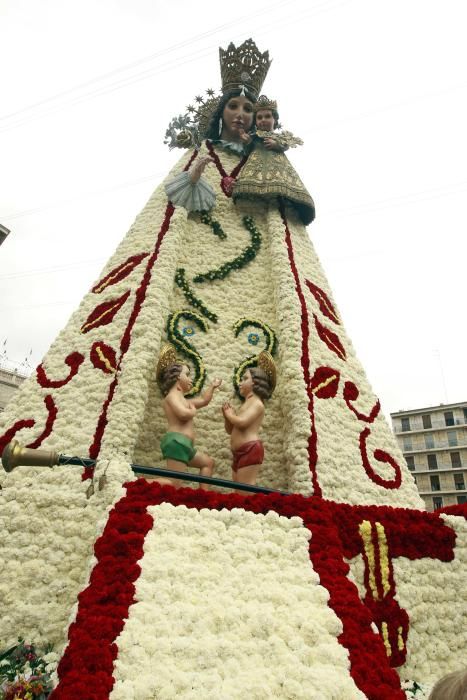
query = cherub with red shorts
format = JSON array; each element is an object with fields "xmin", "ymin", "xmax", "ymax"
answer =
[{"xmin": 222, "ymin": 352, "xmax": 276, "ymax": 486}]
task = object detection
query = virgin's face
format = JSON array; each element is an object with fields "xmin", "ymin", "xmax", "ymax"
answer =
[{"xmin": 221, "ymin": 96, "xmax": 254, "ymax": 141}]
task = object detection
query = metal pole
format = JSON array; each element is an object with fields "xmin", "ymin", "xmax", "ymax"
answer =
[{"xmin": 56, "ymin": 455, "xmax": 289, "ymax": 496}]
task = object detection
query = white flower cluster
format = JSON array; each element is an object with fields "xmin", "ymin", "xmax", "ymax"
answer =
[
  {"xmin": 110, "ymin": 504, "xmax": 366, "ymax": 699},
  {"xmin": 0, "ymin": 458, "xmax": 129, "ymax": 652}
]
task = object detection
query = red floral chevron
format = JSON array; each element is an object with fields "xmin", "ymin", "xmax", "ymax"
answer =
[
  {"xmin": 305, "ymin": 279, "xmax": 339, "ymax": 324},
  {"xmin": 91, "ymin": 253, "xmax": 149, "ymax": 294},
  {"xmin": 313, "ymin": 314, "xmax": 346, "ymax": 361},
  {"xmin": 80, "ymin": 290, "xmax": 131, "ymax": 334}
]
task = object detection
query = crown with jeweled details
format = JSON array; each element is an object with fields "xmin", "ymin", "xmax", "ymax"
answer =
[
  {"xmin": 253, "ymin": 95, "xmax": 278, "ymax": 113},
  {"xmin": 219, "ymin": 39, "xmax": 271, "ymax": 100}
]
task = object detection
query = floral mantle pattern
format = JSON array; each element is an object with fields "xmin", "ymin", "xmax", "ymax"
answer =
[{"xmin": 51, "ymin": 482, "xmax": 467, "ymax": 700}]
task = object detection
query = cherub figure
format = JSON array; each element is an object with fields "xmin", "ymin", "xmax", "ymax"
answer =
[
  {"xmin": 233, "ymin": 95, "xmax": 315, "ymax": 225},
  {"xmin": 222, "ymin": 351, "xmax": 276, "ymax": 486},
  {"xmin": 156, "ymin": 344, "xmax": 222, "ymax": 488}
]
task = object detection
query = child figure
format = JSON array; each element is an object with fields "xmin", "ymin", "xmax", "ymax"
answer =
[
  {"xmin": 156, "ymin": 344, "xmax": 222, "ymax": 488},
  {"xmin": 233, "ymin": 95, "xmax": 315, "ymax": 225},
  {"xmin": 222, "ymin": 352, "xmax": 276, "ymax": 486}
]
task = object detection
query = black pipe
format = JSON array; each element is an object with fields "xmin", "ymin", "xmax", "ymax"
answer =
[{"xmin": 57, "ymin": 454, "xmax": 290, "ymax": 496}]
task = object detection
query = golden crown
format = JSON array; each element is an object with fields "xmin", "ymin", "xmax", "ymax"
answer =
[
  {"xmin": 254, "ymin": 95, "xmax": 278, "ymax": 113},
  {"xmin": 219, "ymin": 39, "xmax": 271, "ymax": 100},
  {"xmin": 156, "ymin": 343, "xmax": 179, "ymax": 383}
]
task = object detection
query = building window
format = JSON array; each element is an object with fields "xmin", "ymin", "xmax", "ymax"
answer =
[
  {"xmin": 403, "ymin": 437, "xmax": 413, "ymax": 452},
  {"xmin": 422, "ymin": 414, "xmax": 432, "ymax": 429},
  {"xmin": 451, "ymin": 452, "xmax": 462, "ymax": 468},
  {"xmin": 424, "ymin": 434, "xmax": 435, "ymax": 449},
  {"xmin": 427, "ymin": 454, "xmax": 438, "ymax": 470},
  {"xmin": 454, "ymin": 473, "xmax": 465, "ymax": 491},
  {"xmin": 433, "ymin": 496, "xmax": 443, "ymax": 510},
  {"xmin": 463, "ymin": 408, "xmax": 467, "ymax": 424},
  {"xmin": 447, "ymin": 430, "xmax": 458, "ymax": 447},
  {"xmin": 430, "ymin": 475, "xmax": 440, "ymax": 492},
  {"xmin": 457, "ymin": 495, "xmax": 467, "ymax": 505},
  {"xmin": 406, "ymin": 455, "xmax": 415, "ymax": 471},
  {"xmin": 444, "ymin": 411, "xmax": 455, "ymax": 427},
  {"xmin": 401, "ymin": 417, "xmax": 411, "ymax": 432}
]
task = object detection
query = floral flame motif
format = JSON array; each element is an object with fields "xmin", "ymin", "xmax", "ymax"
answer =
[
  {"xmin": 305, "ymin": 279, "xmax": 340, "ymax": 324},
  {"xmin": 309, "ymin": 366, "xmax": 340, "ymax": 399},
  {"xmin": 91, "ymin": 253, "xmax": 149, "ymax": 294},
  {"xmin": 313, "ymin": 314, "xmax": 346, "ymax": 361},
  {"xmin": 90, "ymin": 342, "xmax": 118, "ymax": 374},
  {"xmin": 80, "ymin": 291, "xmax": 131, "ymax": 334}
]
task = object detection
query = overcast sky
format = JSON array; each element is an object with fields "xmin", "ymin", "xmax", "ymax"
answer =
[{"xmin": 1, "ymin": 0, "xmax": 466, "ymax": 419}]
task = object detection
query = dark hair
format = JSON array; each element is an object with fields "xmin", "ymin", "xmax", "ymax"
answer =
[
  {"xmin": 428, "ymin": 669, "xmax": 467, "ymax": 700},
  {"xmin": 206, "ymin": 89, "xmax": 256, "ymax": 141},
  {"xmin": 249, "ymin": 366, "xmax": 272, "ymax": 401},
  {"xmin": 159, "ymin": 362, "xmax": 185, "ymax": 396},
  {"xmin": 254, "ymin": 106, "xmax": 279, "ymax": 130}
]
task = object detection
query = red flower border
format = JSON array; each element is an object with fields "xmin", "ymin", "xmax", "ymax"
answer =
[{"xmin": 52, "ymin": 485, "xmax": 465, "ymax": 700}]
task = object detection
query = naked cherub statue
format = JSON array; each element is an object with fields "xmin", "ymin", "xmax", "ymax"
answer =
[
  {"xmin": 222, "ymin": 351, "xmax": 276, "ymax": 486},
  {"xmin": 156, "ymin": 344, "xmax": 222, "ymax": 488}
]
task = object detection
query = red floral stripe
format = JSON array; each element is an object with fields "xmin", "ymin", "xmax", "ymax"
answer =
[
  {"xmin": 343, "ymin": 381, "xmax": 381, "ymax": 423},
  {"xmin": 51, "ymin": 489, "xmax": 156, "ymax": 699},
  {"xmin": 36, "ymin": 352, "xmax": 85, "ymax": 389},
  {"xmin": 88, "ymin": 203, "xmax": 175, "ymax": 461},
  {"xmin": 0, "ymin": 419, "xmax": 36, "ymax": 457},
  {"xmin": 91, "ymin": 253, "xmax": 149, "ymax": 294},
  {"xmin": 305, "ymin": 501, "xmax": 405, "ymax": 699},
  {"xmin": 327, "ymin": 500, "xmax": 456, "ymax": 561},
  {"xmin": 51, "ymin": 484, "xmax": 445, "ymax": 699},
  {"xmin": 88, "ymin": 152, "xmax": 196, "ymax": 463},
  {"xmin": 279, "ymin": 202, "xmax": 320, "ymax": 496},
  {"xmin": 26, "ymin": 395, "xmax": 58, "ymax": 449},
  {"xmin": 0, "ymin": 395, "xmax": 58, "ymax": 456}
]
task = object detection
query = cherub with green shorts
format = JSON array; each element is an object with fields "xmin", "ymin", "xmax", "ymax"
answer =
[{"xmin": 156, "ymin": 345, "xmax": 221, "ymax": 488}]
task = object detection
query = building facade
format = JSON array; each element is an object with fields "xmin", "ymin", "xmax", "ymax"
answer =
[
  {"xmin": 391, "ymin": 401, "xmax": 467, "ymax": 511},
  {"xmin": 0, "ymin": 366, "xmax": 26, "ymax": 413}
]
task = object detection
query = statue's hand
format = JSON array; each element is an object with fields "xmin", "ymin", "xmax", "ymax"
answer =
[
  {"xmin": 212, "ymin": 378, "xmax": 222, "ymax": 389},
  {"xmin": 222, "ymin": 401, "xmax": 233, "ymax": 415},
  {"xmin": 239, "ymin": 129, "xmax": 252, "ymax": 145},
  {"xmin": 189, "ymin": 155, "xmax": 214, "ymax": 184},
  {"xmin": 263, "ymin": 137, "xmax": 281, "ymax": 151}
]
